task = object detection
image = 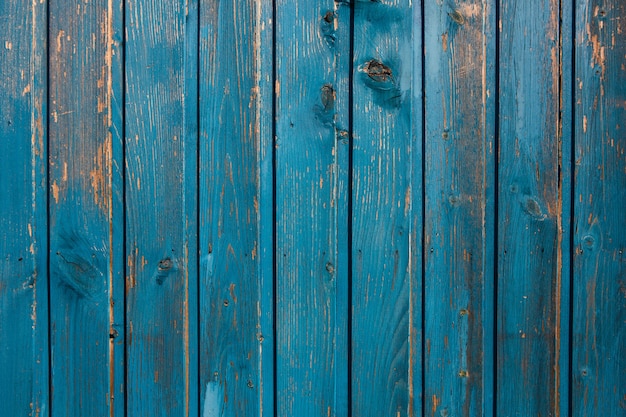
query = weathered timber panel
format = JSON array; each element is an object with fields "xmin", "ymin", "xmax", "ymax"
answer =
[
  {"xmin": 274, "ymin": 1, "xmax": 349, "ymax": 415},
  {"xmin": 572, "ymin": 1, "xmax": 626, "ymax": 415},
  {"xmin": 497, "ymin": 0, "xmax": 565, "ymax": 414},
  {"xmin": 48, "ymin": 0, "xmax": 124, "ymax": 414},
  {"xmin": 423, "ymin": 1, "xmax": 496, "ymax": 415},
  {"xmin": 198, "ymin": 1, "xmax": 273, "ymax": 416},
  {"xmin": 124, "ymin": 0, "xmax": 199, "ymax": 415},
  {"xmin": 351, "ymin": 0, "xmax": 421, "ymax": 416},
  {"xmin": 0, "ymin": 0, "xmax": 48, "ymax": 415},
  {"xmin": 0, "ymin": 0, "xmax": 623, "ymax": 416}
]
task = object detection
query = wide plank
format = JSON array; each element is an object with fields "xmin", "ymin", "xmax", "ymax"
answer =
[
  {"xmin": 198, "ymin": 1, "xmax": 274, "ymax": 415},
  {"xmin": 351, "ymin": 0, "xmax": 422, "ymax": 415},
  {"xmin": 497, "ymin": 0, "xmax": 564, "ymax": 414},
  {"xmin": 274, "ymin": 1, "xmax": 350, "ymax": 415},
  {"xmin": 48, "ymin": 0, "xmax": 124, "ymax": 415},
  {"xmin": 125, "ymin": 0, "xmax": 199, "ymax": 415},
  {"xmin": 423, "ymin": 1, "xmax": 496, "ymax": 415}
]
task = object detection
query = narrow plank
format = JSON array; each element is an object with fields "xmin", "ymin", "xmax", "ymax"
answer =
[
  {"xmin": 0, "ymin": 0, "xmax": 48, "ymax": 415},
  {"xmin": 572, "ymin": 0, "xmax": 626, "ymax": 414},
  {"xmin": 198, "ymin": 1, "xmax": 273, "ymax": 415},
  {"xmin": 497, "ymin": 0, "xmax": 563, "ymax": 414},
  {"xmin": 334, "ymin": 2, "xmax": 351, "ymax": 415},
  {"xmin": 48, "ymin": 0, "xmax": 124, "ymax": 415},
  {"xmin": 422, "ymin": 1, "xmax": 496, "ymax": 416},
  {"xmin": 351, "ymin": 0, "xmax": 422, "ymax": 415},
  {"xmin": 274, "ymin": 1, "xmax": 349, "ymax": 414},
  {"xmin": 125, "ymin": 0, "xmax": 199, "ymax": 415},
  {"xmin": 559, "ymin": 0, "xmax": 574, "ymax": 413}
]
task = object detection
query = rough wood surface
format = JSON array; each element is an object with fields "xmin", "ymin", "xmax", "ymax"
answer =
[
  {"xmin": 497, "ymin": 0, "xmax": 564, "ymax": 414},
  {"xmin": 198, "ymin": 1, "xmax": 273, "ymax": 416},
  {"xmin": 274, "ymin": 1, "xmax": 350, "ymax": 415},
  {"xmin": 572, "ymin": 1, "xmax": 626, "ymax": 414},
  {"xmin": 48, "ymin": 0, "xmax": 124, "ymax": 415},
  {"xmin": 0, "ymin": 0, "xmax": 48, "ymax": 415},
  {"xmin": 0, "ymin": 1, "xmax": 624, "ymax": 415},
  {"xmin": 423, "ymin": 1, "xmax": 496, "ymax": 415},
  {"xmin": 124, "ymin": 0, "xmax": 198, "ymax": 415},
  {"xmin": 351, "ymin": 0, "xmax": 421, "ymax": 416}
]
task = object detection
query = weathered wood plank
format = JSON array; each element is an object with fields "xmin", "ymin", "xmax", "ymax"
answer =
[
  {"xmin": 48, "ymin": 0, "xmax": 124, "ymax": 415},
  {"xmin": 497, "ymin": 0, "xmax": 563, "ymax": 414},
  {"xmin": 125, "ymin": 0, "xmax": 199, "ymax": 415},
  {"xmin": 198, "ymin": 1, "xmax": 273, "ymax": 415},
  {"xmin": 351, "ymin": 1, "xmax": 422, "ymax": 415},
  {"xmin": 334, "ymin": 3, "xmax": 351, "ymax": 416},
  {"xmin": 0, "ymin": 0, "xmax": 48, "ymax": 415},
  {"xmin": 423, "ymin": 1, "xmax": 496, "ymax": 416},
  {"xmin": 275, "ymin": 1, "xmax": 349, "ymax": 414},
  {"xmin": 572, "ymin": 1, "xmax": 626, "ymax": 414},
  {"xmin": 559, "ymin": 0, "xmax": 574, "ymax": 413}
]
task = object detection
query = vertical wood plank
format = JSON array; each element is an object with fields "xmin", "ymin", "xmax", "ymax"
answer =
[
  {"xmin": 274, "ymin": 0, "xmax": 349, "ymax": 414},
  {"xmin": 423, "ymin": 1, "xmax": 496, "ymax": 416},
  {"xmin": 572, "ymin": 0, "xmax": 626, "ymax": 414},
  {"xmin": 48, "ymin": 0, "xmax": 124, "ymax": 415},
  {"xmin": 559, "ymin": 0, "xmax": 574, "ymax": 413},
  {"xmin": 198, "ymin": 0, "xmax": 274, "ymax": 415},
  {"xmin": 497, "ymin": 0, "xmax": 563, "ymax": 414},
  {"xmin": 334, "ymin": 3, "xmax": 351, "ymax": 416},
  {"xmin": 0, "ymin": 0, "xmax": 48, "ymax": 415},
  {"xmin": 125, "ymin": 0, "xmax": 199, "ymax": 415},
  {"xmin": 351, "ymin": 0, "xmax": 422, "ymax": 415}
]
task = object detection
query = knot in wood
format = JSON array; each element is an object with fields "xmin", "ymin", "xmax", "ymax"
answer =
[
  {"xmin": 363, "ymin": 59, "xmax": 393, "ymax": 83},
  {"xmin": 448, "ymin": 10, "xmax": 465, "ymax": 25}
]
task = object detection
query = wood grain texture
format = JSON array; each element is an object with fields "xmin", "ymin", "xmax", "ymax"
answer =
[
  {"xmin": 351, "ymin": 0, "xmax": 421, "ymax": 415},
  {"xmin": 423, "ymin": 1, "xmax": 496, "ymax": 416},
  {"xmin": 125, "ymin": 0, "xmax": 199, "ymax": 415},
  {"xmin": 0, "ymin": 0, "xmax": 48, "ymax": 415},
  {"xmin": 198, "ymin": 0, "xmax": 273, "ymax": 415},
  {"xmin": 572, "ymin": 1, "xmax": 626, "ymax": 414},
  {"xmin": 48, "ymin": 0, "xmax": 124, "ymax": 415},
  {"xmin": 497, "ymin": 0, "xmax": 563, "ymax": 414},
  {"xmin": 5, "ymin": 1, "xmax": 626, "ymax": 414},
  {"xmin": 558, "ymin": 0, "xmax": 574, "ymax": 413},
  {"xmin": 274, "ymin": 1, "xmax": 349, "ymax": 415}
]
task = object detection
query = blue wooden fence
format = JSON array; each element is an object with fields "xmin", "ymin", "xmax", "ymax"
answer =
[{"xmin": 1, "ymin": 0, "xmax": 624, "ymax": 416}]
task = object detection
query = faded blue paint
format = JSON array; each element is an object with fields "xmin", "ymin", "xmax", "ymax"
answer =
[
  {"xmin": 498, "ymin": 0, "xmax": 564, "ymax": 414},
  {"xmin": 572, "ymin": 1, "xmax": 626, "ymax": 414},
  {"xmin": 423, "ymin": 1, "xmax": 496, "ymax": 416},
  {"xmin": 199, "ymin": 1, "xmax": 273, "ymax": 416},
  {"xmin": 0, "ymin": 1, "xmax": 48, "ymax": 416},
  {"xmin": 0, "ymin": 1, "xmax": 624, "ymax": 416},
  {"xmin": 124, "ymin": 0, "xmax": 199, "ymax": 415},
  {"xmin": 202, "ymin": 382, "xmax": 224, "ymax": 417},
  {"xmin": 351, "ymin": 0, "xmax": 421, "ymax": 416}
]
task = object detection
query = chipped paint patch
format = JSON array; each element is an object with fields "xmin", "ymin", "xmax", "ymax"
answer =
[
  {"xmin": 51, "ymin": 181, "xmax": 60, "ymax": 203},
  {"xmin": 202, "ymin": 382, "xmax": 224, "ymax": 417}
]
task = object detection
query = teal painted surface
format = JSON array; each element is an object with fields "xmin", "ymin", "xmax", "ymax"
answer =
[
  {"xmin": 423, "ymin": 1, "xmax": 496, "ymax": 416},
  {"xmin": 198, "ymin": 1, "xmax": 273, "ymax": 416},
  {"xmin": 497, "ymin": 0, "xmax": 565, "ymax": 414},
  {"xmin": 48, "ymin": 0, "xmax": 124, "ymax": 415},
  {"xmin": 0, "ymin": 0, "xmax": 48, "ymax": 416},
  {"xmin": 351, "ymin": 0, "xmax": 421, "ymax": 416},
  {"xmin": 274, "ymin": 1, "xmax": 349, "ymax": 415},
  {"xmin": 559, "ymin": 0, "xmax": 574, "ymax": 414},
  {"xmin": 572, "ymin": 0, "xmax": 626, "ymax": 414},
  {"xmin": 124, "ymin": 0, "xmax": 199, "ymax": 415},
  {"xmin": 1, "ymin": 0, "xmax": 625, "ymax": 416}
]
